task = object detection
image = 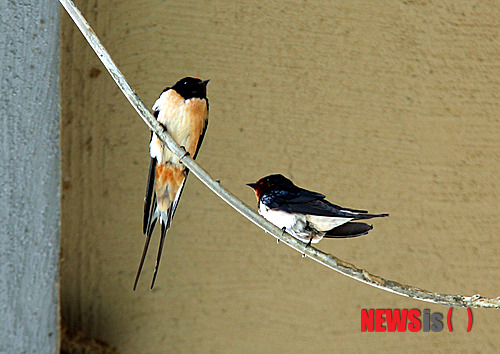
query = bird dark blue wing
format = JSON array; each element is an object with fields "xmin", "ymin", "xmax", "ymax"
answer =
[
  {"xmin": 284, "ymin": 199, "xmax": 387, "ymax": 218},
  {"xmin": 261, "ymin": 186, "xmax": 324, "ymax": 207},
  {"xmin": 261, "ymin": 185, "xmax": 387, "ymax": 219},
  {"xmin": 276, "ymin": 198, "xmax": 359, "ymax": 217}
]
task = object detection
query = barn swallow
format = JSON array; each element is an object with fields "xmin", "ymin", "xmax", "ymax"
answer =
[
  {"xmin": 247, "ymin": 174, "xmax": 388, "ymax": 245},
  {"xmin": 134, "ymin": 77, "xmax": 209, "ymax": 290}
]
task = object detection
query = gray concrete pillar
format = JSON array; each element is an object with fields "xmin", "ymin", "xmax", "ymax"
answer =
[{"xmin": 0, "ymin": 1, "xmax": 60, "ymax": 352}]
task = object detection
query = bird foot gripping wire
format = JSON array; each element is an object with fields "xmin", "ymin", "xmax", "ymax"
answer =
[
  {"xmin": 301, "ymin": 238, "xmax": 313, "ymax": 257},
  {"xmin": 276, "ymin": 227, "xmax": 287, "ymax": 244},
  {"xmin": 179, "ymin": 146, "xmax": 190, "ymax": 161}
]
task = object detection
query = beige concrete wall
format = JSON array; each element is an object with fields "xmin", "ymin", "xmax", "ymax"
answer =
[{"xmin": 61, "ymin": 1, "xmax": 499, "ymax": 352}]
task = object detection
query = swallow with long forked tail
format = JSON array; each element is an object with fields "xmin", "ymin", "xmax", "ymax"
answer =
[
  {"xmin": 135, "ymin": 77, "xmax": 209, "ymax": 289},
  {"xmin": 247, "ymin": 174, "xmax": 388, "ymax": 245}
]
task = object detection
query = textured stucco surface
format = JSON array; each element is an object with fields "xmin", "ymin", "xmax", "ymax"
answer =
[
  {"xmin": 61, "ymin": 1, "xmax": 499, "ymax": 352},
  {"xmin": 0, "ymin": 0, "xmax": 60, "ymax": 352}
]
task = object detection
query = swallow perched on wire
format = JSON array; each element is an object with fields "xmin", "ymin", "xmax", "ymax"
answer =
[
  {"xmin": 134, "ymin": 77, "xmax": 210, "ymax": 290},
  {"xmin": 247, "ymin": 174, "xmax": 388, "ymax": 245}
]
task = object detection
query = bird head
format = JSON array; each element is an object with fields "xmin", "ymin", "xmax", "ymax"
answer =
[
  {"xmin": 246, "ymin": 174, "xmax": 293, "ymax": 199},
  {"xmin": 171, "ymin": 77, "xmax": 210, "ymax": 100}
]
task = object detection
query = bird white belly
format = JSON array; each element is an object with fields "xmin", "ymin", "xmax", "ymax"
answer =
[
  {"xmin": 258, "ymin": 204, "xmax": 355, "ymax": 244},
  {"xmin": 259, "ymin": 204, "xmax": 297, "ymax": 229},
  {"xmin": 258, "ymin": 204, "xmax": 310, "ymax": 239},
  {"xmin": 305, "ymin": 215, "xmax": 352, "ymax": 232}
]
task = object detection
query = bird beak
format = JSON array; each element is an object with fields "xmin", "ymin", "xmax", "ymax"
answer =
[
  {"xmin": 201, "ymin": 79, "xmax": 210, "ymax": 86},
  {"xmin": 246, "ymin": 183, "xmax": 257, "ymax": 189}
]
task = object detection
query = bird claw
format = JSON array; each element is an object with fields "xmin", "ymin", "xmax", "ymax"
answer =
[
  {"xmin": 180, "ymin": 146, "xmax": 190, "ymax": 160},
  {"xmin": 302, "ymin": 238, "xmax": 312, "ymax": 257},
  {"xmin": 277, "ymin": 227, "xmax": 286, "ymax": 244}
]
